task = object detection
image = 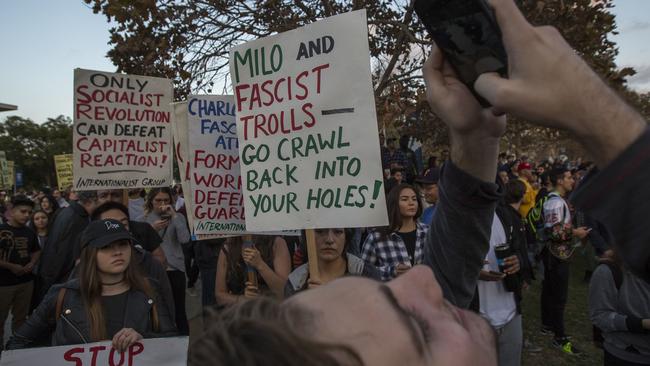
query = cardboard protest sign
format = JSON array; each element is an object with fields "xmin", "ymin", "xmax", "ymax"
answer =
[
  {"xmin": 6, "ymin": 161, "xmax": 14, "ymax": 189},
  {"xmin": 0, "ymin": 337, "xmax": 188, "ymax": 366},
  {"xmin": 54, "ymin": 154, "xmax": 74, "ymax": 189},
  {"xmin": 73, "ymin": 69, "xmax": 173, "ymax": 190},
  {"xmin": 229, "ymin": 10, "xmax": 388, "ymax": 231},
  {"xmin": 0, "ymin": 151, "xmax": 8, "ymax": 189},
  {"xmin": 187, "ymin": 95, "xmax": 245, "ymax": 235}
]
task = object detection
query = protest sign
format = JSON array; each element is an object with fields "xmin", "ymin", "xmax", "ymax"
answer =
[
  {"xmin": 0, "ymin": 151, "xmax": 9, "ymax": 189},
  {"xmin": 7, "ymin": 161, "xmax": 15, "ymax": 189},
  {"xmin": 0, "ymin": 337, "xmax": 188, "ymax": 366},
  {"xmin": 73, "ymin": 69, "xmax": 173, "ymax": 190},
  {"xmin": 187, "ymin": 95, "xmax": 245, "ymax": 235},
  {"xmin": 229, "ymin": 10, "xmax": 388, "ymax": 231},
  {"xmin": 54, "ymin": 154, "xmax": 74, "ymax": 189}
]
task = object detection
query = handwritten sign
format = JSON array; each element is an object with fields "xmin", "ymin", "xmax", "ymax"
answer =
[
  {"xmin": 229, "ymin": 10, "xmax": 388, "ymax": 231},
  {"xmin": 54, "ymin": 154, "xmax": 74, "ymax": 189},
  {"xmin": 0, "ymin": 151, "xmax": 8, "ymax": 189},
  {"xmin": 0, "ymin": 337, "xmax": 188, "ymax": 366},
  {"xmin": 187, "ymin": 95, "xmax": 245, "ymax": 235},
  {"xmin": 73, "ymin": 69, "xmax": 173, "ymax": 190}
]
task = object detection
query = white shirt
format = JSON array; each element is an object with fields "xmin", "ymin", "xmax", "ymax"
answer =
[
  {"xmin": 543, "ymin": 193, "xmax": 571, "ymax": 228},
  {"xmin": 478, "ymin": 213, "xmax": 517, "ymax": 328}
]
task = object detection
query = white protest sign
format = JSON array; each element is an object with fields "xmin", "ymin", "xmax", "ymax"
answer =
[
  {"xmin": 230, "ymin": 10, "xmax": 388, "ymax": 231},
  {"xmin": 73, "ymin": 69, "xmax": 173, "ymax": 190},
  {"xmin": 187, "ymin": 95, "xmax": 245, "ymax": 235},
  {"xmin": 0, "ymin": 337, "xmax": 188, "ymax": 366}
]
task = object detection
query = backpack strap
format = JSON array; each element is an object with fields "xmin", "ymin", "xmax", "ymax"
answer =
[{"xmin": 55, "ymin": 287, "xmax": 67, "ymax": 320}]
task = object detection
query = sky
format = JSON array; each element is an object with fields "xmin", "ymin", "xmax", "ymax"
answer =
[{"xmin": 0, "ymin": 0, "xmax": 649, "ymax": 123}]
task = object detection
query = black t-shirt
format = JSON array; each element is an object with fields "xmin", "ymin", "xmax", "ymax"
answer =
[
  {"xmin": 129, "ymin": 220, "xmax": 162, "ymax": 252},
  {"xmin": 397, "ymin": 230, "xmax": 417, "ymax": 263},
  {"xmin": 101, "ymin": 291, "xmax": 129, "ymax": 338},
  {"xmin": 0, "ymin": 223, "xmax": 40, "ymax": 286}
]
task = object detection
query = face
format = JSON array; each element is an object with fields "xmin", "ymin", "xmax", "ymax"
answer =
[
  {"xmin": 32, "ymin": 212, "xmax": 49, "ymax": 230},
  {"xmin": 96, "ymin": 240, "xmax": 132, "ymax": 275},
  {"xmin": 559, "ymin": 171, "xmax": 575, "ymax": 192},
  {"xmin": 69, "ymin": 190, "xmax": 79, "ymax": 201},
  {"xmin": 421, "ymin": 183, "xmax": 438, "ymax": 204},
  {"xmin": 40, "ymin": 197, "xmax": 51, "ymax": 210},
  {"xmin": 399, "ymin": 188, "xmax": 418, "ymax": 219},
  {"xmin": 53, "ymin": 190, "xmax": 61, "ymax": 200},
  {"xmin": 97, "ymin": 190, "xmax": 122, "ymax": 204},
  {"xmin": 314, "ymin": 228, "xmax": 346, "ymax": 263},
  {"xmin": 287, "ymin": 266, "xmax": 496, "ymax": 365},
  {"xmin": 152, "ymin": 192, "xmax": 172, "ymax": 214},
  {"xmin": 99, "ymin": 209, "xmax": 130, "ymax": 231},
  {"xmin": 11, "ymin": 205, "xmax": 33, "ymax": 226},
  {"xmin": 394, "ymin": 171, "xmax": 403, "ymax": 183}
]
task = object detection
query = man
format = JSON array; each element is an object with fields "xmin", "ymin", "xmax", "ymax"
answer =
[
  {"xmin": 0, "ymin": 195, "xmax": 40, "ymax": 351},
  {"xmin": 384, "ymin": 167, "xmax": 404, "ymax": 195},
  {"xmin": 379, "ymin": 132, "xmax": 391, "ymax": 174},
  {"xmin": 97, "ymin": 189, "xmax": 166, "ymax": 265},
  {"xmin": 540, "ymin": 168, "xmax": 590, "ymax": 354},
  {"xmin": 89, "ymin": 201, "xmax": 175, "ymax": 321},
  {"xmin": 190, "ymin": 0, "xmax": 650, "ymax": 363},
  {"xmin": 415, "ymin": 168, "xmax": 439, "ymax": 225},
  {"xmin": 38, "ymin": 190, "xmax": 98, "ymax": 301},
  {"xmin": 52, "ymin": 189, "xmax": 69, "ymax": 208},
  {"xmin": 394, "ymin": 135, "xmax": 419, "ymax": 184},
  {"xmin": 516, "ymin": 162, "xmax": 536, "ymax": 217},
  {"xmin": 128, "ymin": 189, "xmax": 145, "ymax": 220}
]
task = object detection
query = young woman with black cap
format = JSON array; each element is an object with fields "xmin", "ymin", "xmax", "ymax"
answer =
[{"xmin": 6, "ymin": 219, "xmax": 176, "ymax": 350}]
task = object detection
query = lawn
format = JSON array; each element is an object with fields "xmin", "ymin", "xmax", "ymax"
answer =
[{"xmin": 522, "ymin": 251, "xmax": 603, "ymax": 366}]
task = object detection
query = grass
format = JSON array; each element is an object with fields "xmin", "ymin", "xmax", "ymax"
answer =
[{"xmin": 522, "ymin": 251, "xmax": 603, "ymax": 366}]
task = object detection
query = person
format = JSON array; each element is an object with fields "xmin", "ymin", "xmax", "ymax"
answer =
[
  {"xmin": 6, "ymin": 219, "xmax": 176, "ymax": 350},
  {"xmin": 362, "ymin": 184, "xmax": 429, "ymax": 281},
  {"xmin": 285, "ymin": 229, "xmax": 380, "ymax": 297},
  {"xmin": 415, "ymin": 168, "xmax": 439, "ymax": 225},
  {"xmin": 28, "ymin": 210, "xmax": 49, "ymax": 249},
  {"xmin": 96, "ymin": 189, "xmax": 167, "ymax": 265},
  {"xmin": 188, "ymin": 0, "xmax": 648, "ymax": 362},
  {"xmin": 539, "ymin": 168, "xmax": 590, "ymax": 354},
  {"xmin": 216, "ymin": 235, "xmax": 291, "ymax": 306},
  {"xmin": 396, "ymin": 135, "xmax": 419, "ymax": 184},
  {"xmin": 498, "ymin": 167, "xmax": 510, "ymax": 186},
  {"xmin": 91, "ymin": 201, "xmax": 175, "ymax": 319},
  {"xmin": 589, "ymin": 252, "xmax": 650, "ymax": 365},
  {"xmin": 136, "ymin": 187, "xmax": 191, "ymax": 335},
  {"xmin": 52, "ymin": 189, "xmax": 69, "ymax": 209},
  {"xmin": 0, "ymin": 195, "xmax": 41, "ymax": 352},
  {"xmin": 516, "ymin": 162, "xmax": 536, "ymax": 218},
  {"xmin": 128, "ymin": 188, "xmax": 145, "ymax": 220},
  {"xmin": 39, "ymin": 195, "xmax": 59, "ymax": 221},
  {"xmin": 38, "ymin": 190, "xmax": 98, "ymax": 302},
  {"xmin": 194, "ymin": 238, "xmax": 225, "ymax": 308}
]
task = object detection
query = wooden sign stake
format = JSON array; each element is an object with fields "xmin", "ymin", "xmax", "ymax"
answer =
[{"xmin": 305, "ymin": 229, "xmax": 320, "ymax": 282}]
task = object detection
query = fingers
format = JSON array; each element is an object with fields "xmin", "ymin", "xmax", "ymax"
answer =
[
  {"xmin": 423, "ymin": 44, "xmax": 447, "ymax": 102},
  {"xmin": 487, "ymin": 0, "xmax": 533, "ymax": 46},
  {"xmin": 474, "ymin": 72, "xmax": 510, "ymax": 109}
]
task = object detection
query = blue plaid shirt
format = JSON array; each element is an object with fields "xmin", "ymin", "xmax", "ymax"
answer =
[{"xmin": 361, "ymin": 222, "xmax": 429, "ymax": 281}]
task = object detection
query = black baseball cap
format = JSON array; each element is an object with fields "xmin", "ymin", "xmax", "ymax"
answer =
[
  {"xmin": 415, "ymin": 168, "xmax": 440, "ymax": 185},
  {"xmin": 80, "ymin": 219, "xmax": 132, "ymax": 249}
]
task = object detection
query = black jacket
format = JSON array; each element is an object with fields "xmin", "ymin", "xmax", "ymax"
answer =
[
  {"xmin": 38, "ymin": 201, "xmax": 90, "ymax": 300},
  {"xmin": 6, "ymin": 278, "xmax": 177, "ymax": 349}
]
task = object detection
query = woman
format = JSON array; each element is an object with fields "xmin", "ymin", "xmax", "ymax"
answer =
[
  {"xmin": 285, "ymin": 228, "xmax": 380, "ymax": 297},
  {"xmin": 39, "ymin": 195, "xmax": 59, "ymax": 220},
  {"xmin": 6, "ymin": 219, "xmax": 175, "ymax": 350},
  {"xmin": 216, "ymin": 235, "xmax": 290, "ymax": 306},
  {"xmin": 137, "ymin": 187, "xmax": 191, "ymax": 335},
  {"xmin": 589, "ymin": 252, "xmax": 650, "ymax": 365},
  {"xmin": 362, "ymin": 183, "xmax": 429, "ymax": 281},
  {"xmin": 29, "ymin": 210, "xmax": 49, "ymax": 249}
]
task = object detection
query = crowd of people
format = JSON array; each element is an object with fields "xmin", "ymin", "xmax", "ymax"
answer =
[{"xmin": 1, "ymin": 0, "xmax": 650, "ymax": 365}]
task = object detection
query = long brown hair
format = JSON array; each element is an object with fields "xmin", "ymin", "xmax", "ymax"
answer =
[
  {"xmin": 78, "ymin": 242, "xmax": 158, "ymax": 341},
  {"xmin": 189, "ymin": 297, "xmax": 362, "ymax": 366},
  {"xmin": 381, "ymin": 184, "xmax": 423, "ymax": 238}
]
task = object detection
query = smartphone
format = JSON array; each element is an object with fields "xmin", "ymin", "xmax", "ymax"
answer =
[
  {"xmin": 414, "ymin": 0, "xmax": 508, "ymax": 106},
  {"xmin": 488, "ymin": 270, "xmax": 506, "ymax": 279}
]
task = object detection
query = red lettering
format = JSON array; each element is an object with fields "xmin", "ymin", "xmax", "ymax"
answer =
[
  {"xmin": 294, "ymin": 71, "xmax": 309, "ymax": 100},
  {"xmin": 63, "ymin": 347, "xmax": 84, "ymax": 366},
  {"xmin": 109, "ymin": 348, "xmax": 125, "ymax": 366},
  {"xmin": 89, "ymin": 345, "xmax": 107, "ymax": 366},
  {"xmin": 261, "ymin": 80, "xmax": 274, "ymax": 107},
  {"xmin": 235, "ymin": 84, "xmax": 250, "ymax": 112},
  {"xmin": 76, "ymin": 85, "xmax": 92, "ymax": 104},
  {"xmin": 303, "ymin": 103, "xmax": 315, "ymax": 128},
  {"xmin": 128, "ymin": 342, "xmax": 144, "ymax": 365},
  {"xmin": 312, "ymin": 63, "xmax": 330, "ymax": 94},
  {"xmin": 76, "ymin": 104, "xmax": 92, "ymax": 119}
]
